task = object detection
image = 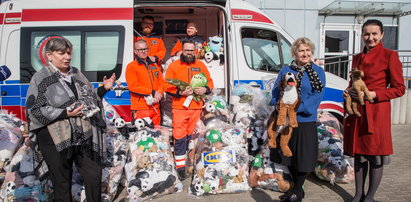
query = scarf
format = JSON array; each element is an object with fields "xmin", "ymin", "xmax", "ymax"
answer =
[
  {"xmin": 26, "ymin": 65, "xmax": 107, "ymax": 163},
  {"xmin": 290, "ymin": 60, "xmax": 323, "ymax": 93}
]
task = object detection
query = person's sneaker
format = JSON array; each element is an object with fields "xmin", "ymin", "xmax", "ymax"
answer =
[{"xmin": 177, "ymin": 169, "xmax": 187, "ymax": 180}]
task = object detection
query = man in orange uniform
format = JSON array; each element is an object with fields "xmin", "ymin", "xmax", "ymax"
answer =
[
  {"xmin": 126, "ymin": 39, "xmax": 165, "ymax": 125},
  {"xmin": 134, "ymin": 15, "xmax": 166, "ymax": 63},
  {"xmin": 165, "ymin": 40, "xmax": 214, "ymax": 179},
  {"xmin": 170, "ymin": 22, "xmax": 206, "ymax": 57}
]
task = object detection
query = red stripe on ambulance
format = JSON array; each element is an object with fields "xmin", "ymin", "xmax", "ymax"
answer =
[
  {"xmin": 0, "ymin": 12, "xmax": 22, "ymax": 24},
  {"xmin": 319, "ymin": 103, "xmax": 344, "ymax": 114},
  {"xmin": 21, "ymin": 8, "xmax": 133, "ymax": 21},
  {"xmin": 231, "ymin": 9, "xmax": 273, "ymax": 24}
]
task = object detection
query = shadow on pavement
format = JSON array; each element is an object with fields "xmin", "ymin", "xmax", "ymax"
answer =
[
  {"xmin": 306, "ymin": 174, "xmax": 353, "ymax": 202},
  {"xmin": 250, "ymin": 188, "xmax": 280, "ymax": 202}
]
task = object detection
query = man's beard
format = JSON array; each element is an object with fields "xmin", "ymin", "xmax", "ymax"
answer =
[
  {"xmin": 143, "ymin": 27, "xmax": 152, "ymax": 35},
  {"xmin": 181, "ymin": 54, "xmax": 195, "ymax": 64}
]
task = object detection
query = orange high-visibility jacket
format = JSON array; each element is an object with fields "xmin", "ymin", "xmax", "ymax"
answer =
[
  {"xmin": 134, "ymin": 35, "xmax": 166, "ymax": 61},
  {"xmin": 164, "ymin": 59, "xmax": 214, "ymax": 109},
  {"xmin": 170, "ymin": 35, "xmax": 206, "ymax": 56},
  {"xmin": 126, "ymin": 57, "xmax": 165, "ymax": 110}
]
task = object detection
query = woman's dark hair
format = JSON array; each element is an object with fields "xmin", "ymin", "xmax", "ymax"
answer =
[
  {"xmin": 45, "ymin": 37, "xmax": 73, "ymax": 53},
  {"xmin": 362, "ymin": 19, "xmax": 384, "ymax": 33}
]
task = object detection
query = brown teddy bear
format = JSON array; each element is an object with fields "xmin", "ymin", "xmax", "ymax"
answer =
[
  {"xmin": 344, "ymin": 68, "xmax": 374, "ymax": 117},
  {"xmin": 267, "ymin": 72, "xmax": 300, "ymax": 157},
  {"xmin": 249, "ymin": 167, "xmax": 292, "ymax": 192}
]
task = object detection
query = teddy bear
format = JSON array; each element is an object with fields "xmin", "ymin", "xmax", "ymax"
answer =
[
  {"xmin": 267, "ymin": 72, "xmax": 300, "ymax": 157},
  {"xmin": 344, "ymin": 68, "xmax": 374, "ymax": 117},
  {"xmin": 249, "ymin": 166, "xmax": 292, "ymax": 192}
]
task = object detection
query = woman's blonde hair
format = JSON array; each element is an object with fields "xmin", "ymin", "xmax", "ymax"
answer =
[{"xmin": 291, "ymin": 37, "xmax": 315, "ymax": 59}]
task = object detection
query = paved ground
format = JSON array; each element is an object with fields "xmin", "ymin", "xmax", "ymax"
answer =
[{"xmin": 115, "ymin": 125, "xmax": 411, "ymax": 202}]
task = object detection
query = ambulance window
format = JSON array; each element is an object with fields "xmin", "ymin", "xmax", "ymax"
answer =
[
  {"xmin": 20, "ymin": 26, "xmax": 125, "ymax": 83},
  {"xmin": 241, "ymin": 28, "xmax": 282, "ymax": 73},
  {"xmin": 281, "ymin": 38, "xmax": 293, "ymax": 65},
  {"xmin": 30, "ymin": 31, "xmax": 81, "ymax": 72},
  {"xmin": 85, "ymin": 32, "xmax": 119, "ymax": 71}
]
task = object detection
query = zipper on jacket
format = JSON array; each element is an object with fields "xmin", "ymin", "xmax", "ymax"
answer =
[{"xmin": 146, "ymin": 63, "xmax": 154, "ymax": 93}]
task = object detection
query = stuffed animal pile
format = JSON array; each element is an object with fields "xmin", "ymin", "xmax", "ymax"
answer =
[
  {"xmin": 315, "ymin": 110, "xmax": 354, "ymax": 184},
  {"xmin": 0, "ymin": 139, "xmax": 52, "ymax": 201},
  {"xmin": 229, "ymin": 84, "xmax": 272, "ymax": 157},
  {"xmin": 124, "ymin": 127, "xmax": 182, "ymax": 201},
  {"xmin": 101, "ymin": 126, "xmax": 129, "ymax": 201},
  {"xmin": 186, "ymin": 94, "xmax": 230, "ymax": 175},
  {"xmin": 204, "ymin": 35, "xmax": 224, "ymax": 65},
  {"xmin": 0, "ymin": 111, "xmax": 24, "ymax": 176},
  {"xmin": 189, "ymin": 122, "xmax": 250, "ymax": 196},
  {"xmin": 67, "ymin": 85, "xmax": 101, "ymax": 119},
  {"xmin": 248, "ymin": 144, "xmax": 292, "ymax": 192}
]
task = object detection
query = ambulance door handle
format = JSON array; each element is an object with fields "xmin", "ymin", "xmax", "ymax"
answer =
[{"xmin": 250, "ymin": 84, "xmax": 261, "ymax": 88}]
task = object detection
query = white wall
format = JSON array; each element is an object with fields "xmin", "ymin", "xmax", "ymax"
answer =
[{"xmin": 245, "ymin": 0, "xmax": 411, "ymax": 56}]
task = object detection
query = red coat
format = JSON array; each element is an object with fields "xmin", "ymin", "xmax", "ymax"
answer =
[{"xmin": 343, "ymin": 43, "xmax": 405, "ymax": 156}]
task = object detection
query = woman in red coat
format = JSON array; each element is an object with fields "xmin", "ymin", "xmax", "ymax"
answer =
[{"xmin": 343, "ymin": 19, "xmax": 405, "ymax": 202}]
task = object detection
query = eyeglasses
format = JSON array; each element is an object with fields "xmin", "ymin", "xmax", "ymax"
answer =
[
  {"xmin": 183, "ymin": 49, "xmax": 195, "ymax": 52},
  {"xmin": 135, "ymin": 48, "xmax": 148, "ymax": 53}
]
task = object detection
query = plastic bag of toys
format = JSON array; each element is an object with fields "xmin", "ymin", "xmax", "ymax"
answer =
[
  {"xmin": 186, "ymin": 94, "xmax": 230, "ymax": 175},
  {"xmin": 315, "ymin": 110, "xmax": 354, "ymax": 184},
  {"xmin": 101, "ymin": 132, "xmax": 129, "ymax": 200},
  {"xmin": 124, "ymin": 126, "xmax": 182, "ymax": 201},
  {"xmin": 229, "ymin": 84, "xmax": 273, "ymax": 157},
  {"xmin": 0, "ymin": 110, "xmax": 25, "ymax": 173},
  {"xmin": 0, "ymin": 139, "xmax": 52, "ymax": 201},
  {"xmin": 189, "ymin": 122, "xmax": 250, "ymax": 196},
  {"xmin": 249, "ymin": 144, "xmax": 292, "ymax": 193}
]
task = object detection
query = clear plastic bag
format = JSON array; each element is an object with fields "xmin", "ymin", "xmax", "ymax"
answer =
[
  {"xmin": 124, "ymin": 127, "xmax": 182, "ymax": 201},
  {"xmin": 189, "ymin": 122, "xmax": 250, "ymax": 196},
  {"xmin": 315, "ymin": 110, "xmax": 354, "ymax": 184}
]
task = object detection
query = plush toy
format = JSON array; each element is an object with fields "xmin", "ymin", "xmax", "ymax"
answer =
[
  {"xmin": 112, "ymin": 117, "xmax": 130, "ymax": 138},
  {"xmin": 112, "ymin": 80, "xmax": 127, "ymax": 97},
  {"xmin": 208, "ymin": 35, "xmax": 223, "ymax": 53},
  {"xmin": 166, "ymin": 73, "xmax": 208, "ymax": 102},
  {"xmin": 137, "ymin": 137, "xmax": 157, "ymax": 152},
  {"xmin": 133, "ymin": 117, "xmax": 154, "ymax": 131},
  {"xmin": 344, "ymin": 68, "xmax": 374, "ymax": 117},
  {"xmin": 67, "ymin": 85, "xmax": 100, "ymax": 119},
  {"xmin": 267, "ymin": 72, "xmax": 300, "ymax": 157},
  {"xmin": 201, "ymin": 102, "xmax": 228, "ymax": 126}
]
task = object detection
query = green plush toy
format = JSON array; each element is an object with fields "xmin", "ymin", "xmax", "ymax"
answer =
[
  {"xmin": 167, "ymin": 73, "xmax": 208, "ymax": 102},
  {"xmin": 252, "ymin": 154, "xmax": 263, "ymax": 168},
  {"xmin": 206, "ymin": 129, "xmax": 222, "ymax": 143},
  {"xmin": 137, "ymin": 137, "xmax": 157, "ymax": 152}
]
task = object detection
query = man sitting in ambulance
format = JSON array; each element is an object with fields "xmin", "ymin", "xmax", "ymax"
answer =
[
  {"xmin": 170, "ymin": 22, "xmax": 206, "ymax": 58},
  {"xmin": 134, "ymin": 15, "xmax": 167, "ymax": 63}
]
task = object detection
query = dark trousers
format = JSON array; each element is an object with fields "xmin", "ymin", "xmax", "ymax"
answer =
[{"xmin": 37, "ymin": 127, "xmax": 102, "ymax": 202}]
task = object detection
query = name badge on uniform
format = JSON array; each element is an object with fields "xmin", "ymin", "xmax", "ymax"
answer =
[
  {"xmin": 152, "ymin": 40, "xmax": 158, "ymax": 45},
  {"xmin": 149, "ymin": 66, "xmax": 157, "ymax": 70},
  {"xmin": 191, "ymin": 67, "xmax": 200, "ymax": 71}
]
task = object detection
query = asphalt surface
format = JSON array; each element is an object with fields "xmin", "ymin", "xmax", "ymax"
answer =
[{"xmin": 115, "ymin": 124, "xmax": 411, "ymax": 202}]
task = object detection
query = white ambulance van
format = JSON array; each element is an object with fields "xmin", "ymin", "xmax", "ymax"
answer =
[{"xmin": 0, "ymin": 0, "xmax": 347, "ymax": 122}]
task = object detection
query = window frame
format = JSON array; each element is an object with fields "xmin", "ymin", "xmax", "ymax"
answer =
[
  {"xmin": 240, "ymin": 27, "xmax": 288, "ymax": 74},
  {"xmin": 20, "ymin": 26, "xmax": 125, "ymax": 83}
]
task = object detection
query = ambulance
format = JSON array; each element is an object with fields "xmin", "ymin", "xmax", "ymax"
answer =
[{"xmin": 0, "ymin": 0, "xmax": 347, "ymax": 123}]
